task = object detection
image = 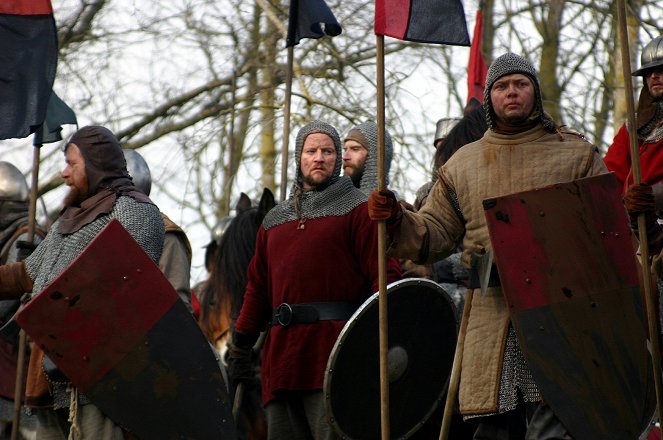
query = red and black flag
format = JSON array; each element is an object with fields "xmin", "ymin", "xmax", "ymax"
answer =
[
  {"xmin": 467, "ymin": 9, "xmax": 487, "ymax": 104},
  {"xmin": 286, "ymin": 0, "xmax": 342, "ymax": 47},
  {"xmin": 375, "ymin": 0, "xmax": 470, "ymax": 46},
  {"xmin": 0, "ymin": 0, "xmax": 57, "ymax": 140}
]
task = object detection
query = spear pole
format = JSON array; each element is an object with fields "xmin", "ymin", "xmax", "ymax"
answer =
[
  {"xmin": 11, "ymin": 139, "xmax": 41, "ymax": 440},
  {"xmin": 376, "ymin": 33, "xmax": 391, "ymax": 440},
  {"xmin": 615, "ymin": 0, "xmax": 663, "ymax": 421},
  {"xmin": 280, "ymin": 46, "xmax": 294, "ymax": 201}
]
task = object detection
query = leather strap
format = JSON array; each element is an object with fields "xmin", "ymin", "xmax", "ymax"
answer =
[{"xmin": 270, "ymin": 301, "xmax": 359, "ymax": 327}]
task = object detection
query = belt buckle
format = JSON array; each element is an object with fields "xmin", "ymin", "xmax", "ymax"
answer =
[{"xmin": 275, "ymin": 303, "xmax": 294, "ymax": 327}]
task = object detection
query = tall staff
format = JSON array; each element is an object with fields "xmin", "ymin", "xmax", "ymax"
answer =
[
  {"xmin": 281, "ymin": 0, "xmax": 341, "ymax": 200},
  {"xmin": 10, "ymin": 142, "xmax": 40, "ymax": 440},
  {"xmin": 10, "ymin": 92, "xmax": 77, "ymax": 440},
  {"xmin": 373, "ymin": 1, "xmax": 470, "ymax": 438},
  {"xmin": 616, "ymin": 0, "xmax": 663, "ymax": 421},
  {"xmin": 375, "ymin": 35, "xmax": 391, "ymax": 439}
]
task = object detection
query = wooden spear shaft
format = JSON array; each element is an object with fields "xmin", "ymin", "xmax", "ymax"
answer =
[
  {"xmin": 280, "ymin": 46, "xmax": 294, "ymax": 202},
  {"xmin": 615, "ymin": 0, "xmax": 663, "ymax": 422},
  {"xmin": 438, "ymin": 290, "xmax": 473, "ymax": 440},
  {"xmin": 11, "ymin": 144, "xmax": 41, "ymax": 440},
  {"xmin": 376, "ymin": 34, "xmax": 391, "ymax": 440}
]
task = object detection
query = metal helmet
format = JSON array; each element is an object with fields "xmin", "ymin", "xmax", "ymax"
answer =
[
  {"xmin": 433, "ymin": 118, "xmax": 461, "ymax": 146},
  {"xmin": 633, "ymin": 36, "xmax": 663, "ymax": 76},
  {"xmin": 122, "ymin": 149, "xmax": 152, "ymax": 196},
  {"xmin": 211, "ymin": 216, "xmax": 234, "ymax": 245},
  {"xmin": 0, "ymin": 162, "xmax": 29, "ymax": 201}
]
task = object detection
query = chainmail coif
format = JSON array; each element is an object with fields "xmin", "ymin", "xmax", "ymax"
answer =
[
  {"xmin": 483, "ymin": 53, "xmax": 556, "ymax": 133},
  {"xmin": 344, "ymin": 121, "xmax": 394, "ymax": 196},
  {"xmin": 263, "ymin": 120, "xmax": 366, "ymax": 230}
]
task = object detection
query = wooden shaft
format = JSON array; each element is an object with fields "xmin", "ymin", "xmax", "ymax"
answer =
[
  {"xmin": 376, "ymin": 34, "xmax": 390, "ymax": 440},
  {"xmin": 439, "ymin": 290, "xmax": 473, "ymax": 440},
  {"xmin": 280, "ymin": 46, "xmax": 294, "ymax": 202},
  {"xmin": 11, "ymin": 145, "xmax": 41, "ymax": 440}
]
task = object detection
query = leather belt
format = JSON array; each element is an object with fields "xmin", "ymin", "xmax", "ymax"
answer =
[
  {"xmin": 467, "ymin": 264, "xmax": 501, "ymax": 289},
  {"xmin": 270, "ymin": 301, "xmax": 359, "ymax": 327}
]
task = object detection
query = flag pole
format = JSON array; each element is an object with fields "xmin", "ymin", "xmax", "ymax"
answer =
[
  {"xmin": 616, "ymin": 0, "xmax": 663, "ymax": 421},
  {"xmin": 376, "ymin": 33, "xmax": 391, "ymax": 440},
  {"xmin": 280, "ymin": 47, "xmax": 294, "ymax": 202},
  {"xmin": 438, "ymin": 290, "xmax": 472, "ymax": 440},
  {"xmin": 11, "ymin": 140, "xmax": 41, "ymax": 440}
]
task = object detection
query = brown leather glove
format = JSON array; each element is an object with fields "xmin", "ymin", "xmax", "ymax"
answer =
[
  {"xmin": 624, "ymin": 183, "xmax": 657, "ymax": 229},
  {"xmin": 368, "ymin": 189, "xmax": 402, "ymax": 222},
  {"xmin": 624, "ymin": 183, "xmax": 663, "ymax": 253}
]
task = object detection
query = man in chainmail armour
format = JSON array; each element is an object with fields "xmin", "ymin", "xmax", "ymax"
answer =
[
  {"xmin": 0, "ymin": 126, "xmax": 164, "ymax": 439},
  {"xmin": 369, "ymin": 53, "xmax": 607, "ymax": 438},
  {"xmin": 342, "ymin": 121, "xmax": 394, "ymax": 196},
  {"xmin": 228, "ymin": 120, "xmax": 400, "ymax": 439}
]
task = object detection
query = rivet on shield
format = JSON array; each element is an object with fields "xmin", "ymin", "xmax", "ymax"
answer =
[{"xmin": 387, "ymin": 345, "xmax": 408, "ymax": 383}]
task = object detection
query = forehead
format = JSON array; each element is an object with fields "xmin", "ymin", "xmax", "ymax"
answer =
[
  {"xmin": 65, "ymin": 143, "xmax": 84, "ymax": 162},
  {"xmin": 344, "ymin": 139, "xmax": 366, "ymax": 149},
  {"xmin": 304, "ymin": 132, "xmax": 335, "ymax": 147},
  {"xmin": 493, "ymin": 73, "xmax": 532, "ymax": 85}
]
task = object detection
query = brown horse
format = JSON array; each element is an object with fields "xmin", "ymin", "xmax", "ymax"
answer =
[{"xmin": 198, "ymin": 188, "xmax": 275, "ymax": 440}]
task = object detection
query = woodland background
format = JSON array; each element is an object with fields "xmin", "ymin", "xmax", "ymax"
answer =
[{"xmin": 3, "ymin": 0, "xmax": 661, "ymax": 283}]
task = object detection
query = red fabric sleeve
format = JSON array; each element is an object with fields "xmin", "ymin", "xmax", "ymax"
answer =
[{"xmin": 603, "ymin": 123, "xmax": 631, "ymax": 194}]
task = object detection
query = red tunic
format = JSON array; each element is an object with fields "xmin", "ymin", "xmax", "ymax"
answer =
[
  {"xmin": 604, "ymin": 123, "xmax": 663, "ymax": 194},
  {"xmin": 235, "ymin": 202, "xmax": 401, "ymax": 404}
]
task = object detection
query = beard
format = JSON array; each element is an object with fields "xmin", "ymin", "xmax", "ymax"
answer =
[
  {"xmin": 302, "ymin": 173, "xmax": 332, "ymax": 190},
  {"xmin": 63, "ymin": 186, "xmax": 87, "ymax": 207},
  {"xmin": 344, "ymin": 164, "xmax": 364, "ymax": 188}
]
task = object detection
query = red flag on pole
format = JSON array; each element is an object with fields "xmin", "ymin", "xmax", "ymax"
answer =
[
  {"xmin": 0, "ymin": 0, "xmax": 57, "ymax": 140},
  {"xmin": 374, "ymin": 0, "xmax": 470, "ymax": 46},
  {"xmin": 467, "ymin": 9, "xmax": 487, "ymax": 104}
]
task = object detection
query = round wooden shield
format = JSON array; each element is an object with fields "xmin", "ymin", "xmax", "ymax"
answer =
[{"xmin": 324, "ymin": 278, "xmax": 457, "ymax": 439}]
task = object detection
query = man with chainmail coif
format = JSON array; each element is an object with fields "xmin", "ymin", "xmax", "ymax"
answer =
[
  {"xmin": 228, "ymin": 120, "xmax": 400, "ymax": 439},
  {"xmin": 342, "ymin": 121, "xmax": 394, "ymax": 196},
  {"xmin": 123, "ymin": 149, "xmax": 194, "ymax": 314},
  {"xmin": 0, "ymin": 126, "xmax": 164, "ymax": 439},
  {"xmin": 368, "ymin": 53, "xmax": 607, "ymax": 439},
  {"xmin": 0, "ymin": 162, "xmax": 44, "ymax": 439}
]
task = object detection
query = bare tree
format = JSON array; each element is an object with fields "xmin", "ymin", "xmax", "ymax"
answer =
[{"xmin": 6, "ymin": 0, "xmax": 661, "ymax": 279}]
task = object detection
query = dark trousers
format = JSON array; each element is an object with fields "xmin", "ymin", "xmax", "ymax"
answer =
[{"xmin": 472, "ymin": 401, "xmax": 573, "ymax": 440}]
